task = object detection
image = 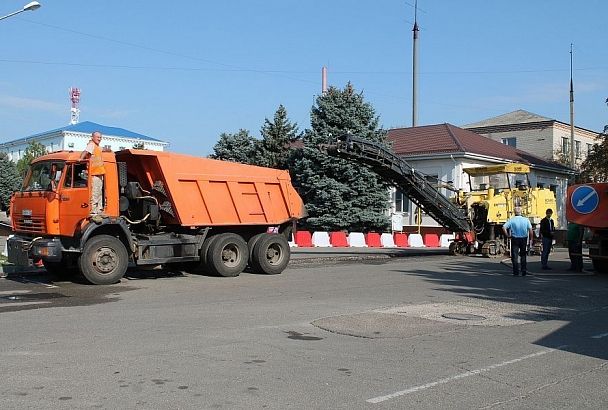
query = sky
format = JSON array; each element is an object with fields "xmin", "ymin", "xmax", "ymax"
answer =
[{"xmin": 0, "ymin": 0, "xmax": 606, "ymax": 156}]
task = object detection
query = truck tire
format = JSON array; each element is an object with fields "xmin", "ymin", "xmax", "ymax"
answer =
[
  {"xmin": 201, "ymin": 235, "xmax": 219, "ymax": 271},
  {"xmin": 206, "ymin": 233, "xmax": 248, "ymax": 277},
  {"xmin": 180, "ymin": 235, "xmax": 219, "ymax": 274},
  {"xmin": 79, "ymin": 235, "xmax": 129, "ymax": 285},
  {"xmin": 247, "ymin": 233, "xmax": 265, "ymax": 265},
  {"xmin": 250, "ymin": 234, "xmax": 290, "ymax": 275}
]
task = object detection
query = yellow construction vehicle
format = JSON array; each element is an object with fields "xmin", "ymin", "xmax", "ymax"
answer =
[
  {"xmin": 452, "ymin": 163, "xmax": 557, "ymax": 256},
  {"xmin": 325, "ymin": 135, "xmax": 558, "ymax": 258}
]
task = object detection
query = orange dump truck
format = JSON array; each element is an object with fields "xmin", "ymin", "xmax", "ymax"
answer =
[{"xmin": 8, "ymin": 149, "xmax": 307, "ymax": 284}]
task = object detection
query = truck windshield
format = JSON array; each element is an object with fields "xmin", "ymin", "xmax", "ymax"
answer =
[
  {"xmin": 470, "ymin": 173, "xmax": 509, "ymax": 191},
  {"xmin": 22, "ymin": 161, "xmax": 65, "ymax": 192},
  {"xmin": 470, "ymin": 173, "xmax": 531, "ymax": 191}
]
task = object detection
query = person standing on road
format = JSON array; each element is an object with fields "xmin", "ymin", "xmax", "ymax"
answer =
[
  {"xmin": 79, "ymin": 131, "xmax": 107, "ymax": 223},
  {"xmin": 539, "ymin": 208, "xmax": 555, "ymax": 270},
  {"xmin": 567, "ymin": 222, "xmax": 584, "ymax": 272},
  {"xmin": 502, "ymin": 207, "xmax": 533, "ymax": 276}
]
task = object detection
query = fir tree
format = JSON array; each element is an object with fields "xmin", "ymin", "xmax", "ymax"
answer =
[
  {"xmin": 257, "ymin": 105, "xmax": 299, "ymax": 169},
  {"xmin": 16, "ymin": 140, "xmax": 48, "ymax": 177},
  {"xmin": 0, "ymin": 153, "xmax": 21, "ymax": 211},
  {"xmin": 289, "ymin": 83, "xmax": 390, "ymax": 232},
  {"xmin": 210, "ymin": 129, "xmax": 259, "ymax": 165}
]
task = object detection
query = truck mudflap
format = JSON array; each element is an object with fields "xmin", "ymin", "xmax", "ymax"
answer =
[{"xmin": 7, "ymin": 235, "xmax": 63, "ymax": 266}]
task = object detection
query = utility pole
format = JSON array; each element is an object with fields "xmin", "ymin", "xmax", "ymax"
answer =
[
  {"xmin": 411, "ymin": 0, "xmax": 419, "ymax": 127},
  {"xmin": 569, "ymin": 44, "xmax": 575, "ymax": 169}
]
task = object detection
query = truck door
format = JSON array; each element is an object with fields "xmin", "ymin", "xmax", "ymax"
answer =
[{"xmin": 58, "ymin": 162, "xmax": 91, "ymax": 235}]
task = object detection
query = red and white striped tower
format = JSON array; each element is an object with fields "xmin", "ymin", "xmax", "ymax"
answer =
[{"xmin": 69, "ymin": 87, "xmax": 81, "ymax": 125}]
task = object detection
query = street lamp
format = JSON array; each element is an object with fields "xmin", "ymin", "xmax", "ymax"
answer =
[{"xmin": 0, "ymin": 2, "xmax": 42, "ymax": 22}]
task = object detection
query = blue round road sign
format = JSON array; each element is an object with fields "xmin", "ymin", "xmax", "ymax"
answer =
[{"xmin": 570, "ymin": 185, "xmax": 599, "ymax": 214}]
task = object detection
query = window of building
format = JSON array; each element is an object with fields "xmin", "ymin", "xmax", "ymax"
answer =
[
  {"xmin": 587, "ymin": 143, "xmax": 593, "ymax": 155},
  {"xmin": 575, "ymin": 141, "xmax": 581, "ymax": 158},
  {"xmin": 393, "ymin": 189, "xmax": 409, "ymax": 213},
  {"xmin": 561, "ymin": 137, "xmax": 570, "ymax": 156},
  {"xmin": 501, "ymin": 137, "xmax": 516, "ymax": 147}
]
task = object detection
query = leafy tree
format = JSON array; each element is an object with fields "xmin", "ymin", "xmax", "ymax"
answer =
[
  {"xmin": 257, "ymin": 105, "xmax": 299, "ymax": 169},
  {"xmin": 289, "ymin": 83, "xmax": 390, "ymax": 232},
  {"xmin": 16, "ymin": 141, "xmax": 48, "ymax": 177},
  {"xmin": 0, "ymin": 153, "xmax": 21, "ymax": 211},
  {"xmin": 210, "ymin": 129, "xmax": 260, "ymax": 165},
  {"xmin": 580, "ymin": 98, "xmax": 608, "ymax": 182},
  {"xmin": 580, "ymin": 133, "xmax": 608, "ymax": 182}
]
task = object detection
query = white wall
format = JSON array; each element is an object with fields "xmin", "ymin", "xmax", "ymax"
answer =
[{"xmin": 1, "ymin": 130, "xmax": 167, "ymax": 161}]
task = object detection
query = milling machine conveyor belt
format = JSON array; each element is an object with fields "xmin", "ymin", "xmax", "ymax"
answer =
[{"xmin": 325, "ymin": 134, "xmax": 472, "ymax": 233}]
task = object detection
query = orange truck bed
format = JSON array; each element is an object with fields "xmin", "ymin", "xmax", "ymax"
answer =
[{"xmin": 115, "ymin": 150, "xmax": 307, "ymax": 227}]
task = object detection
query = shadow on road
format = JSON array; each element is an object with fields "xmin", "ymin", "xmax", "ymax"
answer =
[{"xmin": 390, "ymin": 253, "xmax": 608, "ymax": 360}]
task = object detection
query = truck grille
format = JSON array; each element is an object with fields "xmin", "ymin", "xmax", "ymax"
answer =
[{"xmin": 14, "ymin": 215, "xmax": 46, "ymax": 234}]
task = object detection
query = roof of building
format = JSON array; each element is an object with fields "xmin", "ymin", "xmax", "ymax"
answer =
[
  {"xmin": 463, "ymin": 109, "xmax": 552, "ymax": 128},
  {"xmin": 2, "ymin": 121, "xmax": 165, "ymax": 145},
  {"xmin": 387, "ymin": 123, "xmax": 571, "ymax": 172},
  {"xmin": 462, "ymin": 109, "xmax": 598, "ymax": 136}
]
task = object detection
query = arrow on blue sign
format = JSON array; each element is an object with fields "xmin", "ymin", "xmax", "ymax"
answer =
[{"xmin": 570, "ymin": 185, "xmax": 599, "ymax": 214}]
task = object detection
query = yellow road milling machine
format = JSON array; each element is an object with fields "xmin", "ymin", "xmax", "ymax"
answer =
[{"xmin": 325, "ymin": 134, "xmax": 557, "ymax": 257}]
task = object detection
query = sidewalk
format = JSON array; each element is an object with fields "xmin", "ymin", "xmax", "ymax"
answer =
[{"xmin": 290, "ymin": 246, "xmax": 448, "ymax": 264}]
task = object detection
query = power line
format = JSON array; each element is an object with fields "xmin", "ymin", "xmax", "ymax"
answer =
[{"xmin": 0, "ymin": 57, "xmax": 604, "ymax": 76}]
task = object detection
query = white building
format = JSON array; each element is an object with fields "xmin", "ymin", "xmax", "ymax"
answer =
[
  {"xmin": 463, "ymin": 110, "xmax": 598, "ymax": 167},
  {"xmin": 387, "ymin": 123, "xmax": 573, "ymax": 232},
  {"xmin": 0, "ymin": 121, "xmax": 168, "ymax": 161}
]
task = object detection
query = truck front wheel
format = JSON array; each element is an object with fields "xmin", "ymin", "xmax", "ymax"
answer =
[
  {"xmin": 250, "ymin": 234, "xmax": 290, "ymax": 275},
  {"xmin": 79, "ymin": 235, "xmax": 128, "ymax": 285},
  {"xmin": 206, "ymin": 233, "xmax": 248, "ymax": 277}
]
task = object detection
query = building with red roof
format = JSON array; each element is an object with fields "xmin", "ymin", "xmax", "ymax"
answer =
[{"xmin": 386, "ymin": 123, "xmax": 572, "ymax": 231}]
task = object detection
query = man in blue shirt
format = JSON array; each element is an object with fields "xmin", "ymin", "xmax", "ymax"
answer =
[{"xmin": 502, "ymin": 207, "xmax": 533, "ymax": 276}]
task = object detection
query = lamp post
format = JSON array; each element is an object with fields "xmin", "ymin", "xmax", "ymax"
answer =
[{"xmin": 0, "ymin": 2, "xmax": 41, "ymax": 22}]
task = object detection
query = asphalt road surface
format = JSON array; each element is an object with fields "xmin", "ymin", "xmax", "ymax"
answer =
[{"xmin": 1, "ymin": 250, "xmax": 607, "ymax": 409}]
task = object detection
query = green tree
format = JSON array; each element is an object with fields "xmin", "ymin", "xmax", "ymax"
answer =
[
  {"xmin": 16, "ymin": 140, "xmax": 48, "ymax": 177},
  {"xmin": 257, "ymin": 105, "xmax": 299, "ymax": 169},
  {"xmin": 289, "ymin": 83, "xmax": 390, "ymax": 232},
  {"xmin": 580, "ymin": 132, "xmax": 608, "ymax": 182},
  {"xmin": 210, "ymin": 129, "xmax": 260, "ymax": 165},
  {"xmin": 0, "ymin": 153, "xmax": 21, "ymax": 211},
  {"xmin": 580, "ymin": 98, "xmax": 608, "ymax": 182}
]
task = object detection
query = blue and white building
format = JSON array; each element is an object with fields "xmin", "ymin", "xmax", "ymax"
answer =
[{"xmin": 0, "ymin": 121, "xmax": 169, "ymax": 161}]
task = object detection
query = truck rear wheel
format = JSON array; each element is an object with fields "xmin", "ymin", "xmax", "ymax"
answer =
[
  {"xmin": 79, "ymin": 235, "xmax": 128, "ymax": 285},
  {"xmin": 250, "ymin": 234, "xmax": 290, "ymax": 275},
  {"xmin": 247, "ymin": 233, "xmax": 265, "ymax": 264},
  {"xmin": 206, "ymin": 233, "xmax": 248, "ymax": 277}
]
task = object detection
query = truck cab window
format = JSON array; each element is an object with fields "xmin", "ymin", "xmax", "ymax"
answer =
[
  {"xmin": 22, "ymin": 161, "xmax": 65, "ymax": 192},
  {"xmin": 64, "ymin": 163, "xmax": 88, "ymax": 188}
]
